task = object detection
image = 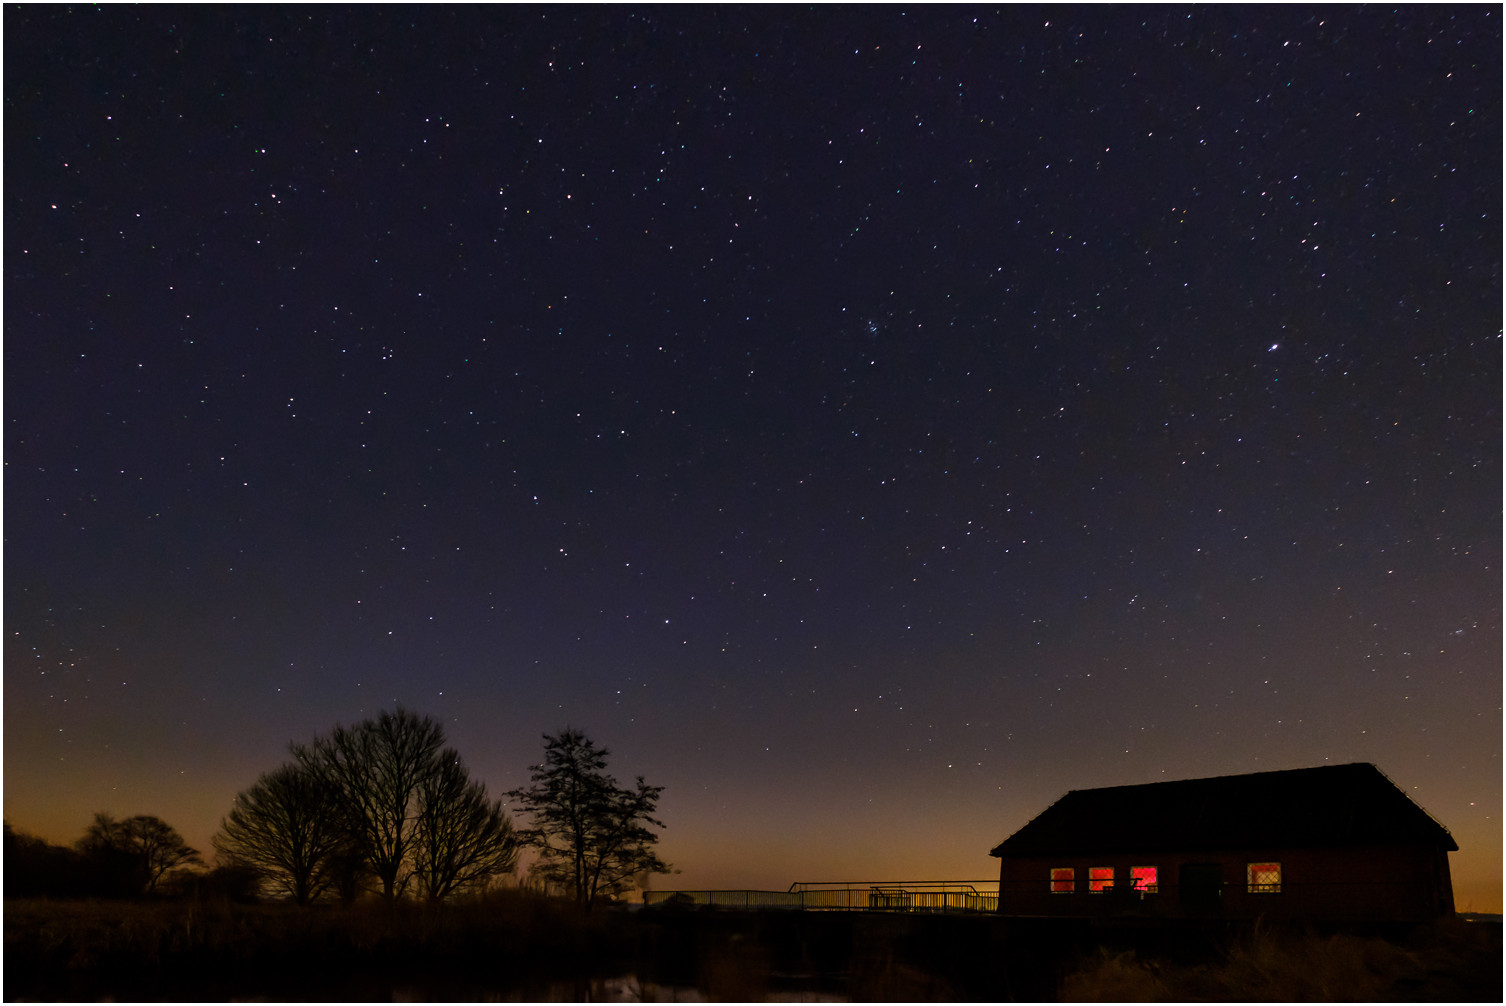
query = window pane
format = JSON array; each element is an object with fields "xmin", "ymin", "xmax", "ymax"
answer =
[
  {"xmin": 1050, "ymin": 867, "xmax": 1074, "ymax": 893},
  {"xmin": 1131, "ymin": 866, "xmax": 1158, "ymax": 893},
  {"xmin": 1247, "ymin": 862, "xmax": 1282, "ymax": 893},
  {"xmin": 1089, "ymin": 867, "xmax": 1114, "ymax": 893}
]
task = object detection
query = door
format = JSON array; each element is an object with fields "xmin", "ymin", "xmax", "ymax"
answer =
[{"xmin": 1179, "ymin": 862, "xmax": 1223, "ymax": 917}]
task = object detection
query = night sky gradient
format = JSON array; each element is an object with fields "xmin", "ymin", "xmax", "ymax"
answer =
[{"xmin": 5, "ymin": 7, "xmax": 1501, "ymax": 910}]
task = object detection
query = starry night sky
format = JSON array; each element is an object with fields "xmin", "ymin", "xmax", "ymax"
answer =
[{"xmin": 5, "ymin": 7, "xmax": 1501, "ymax": 909}]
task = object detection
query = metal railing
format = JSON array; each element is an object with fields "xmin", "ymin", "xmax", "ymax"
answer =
[
  {"xmin": 643, "ymin": 880, "xmax": 999, "ymax": 913},
  {"xmin": 642, "ymin": 877, "xmax": 1453, "ymax": 923}
]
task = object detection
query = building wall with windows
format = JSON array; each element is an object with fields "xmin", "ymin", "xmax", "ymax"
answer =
[
  {"xmin": 997, "ymin": 843, "xmax": 1453, "ymax": 921},
  {"xmin": 989, "ymin": 764, "xmax": 1457, "ymax": 924}
]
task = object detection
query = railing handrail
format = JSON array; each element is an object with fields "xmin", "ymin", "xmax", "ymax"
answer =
[
  {"xmin": 644, "ymin": 882, "xmax": 1002, "ymax": 914},
  {"xmin": 787, "ymin": 879, "xmax": 999, "ymax": 893}
]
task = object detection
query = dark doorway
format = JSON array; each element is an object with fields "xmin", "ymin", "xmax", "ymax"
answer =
[{"xmin": 1179, "ymin": 863, "xmax": 1223, "ymax": 917}]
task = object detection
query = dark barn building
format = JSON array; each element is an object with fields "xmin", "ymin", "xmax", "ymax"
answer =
[{"xmin": 990, "ymin": 763, "xmax": 1456, "ymax": 922}]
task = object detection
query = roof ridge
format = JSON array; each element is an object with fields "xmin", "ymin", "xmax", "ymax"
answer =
[
  {"xmin": 991, "ymin": 762, "xmax": 1456, "ymax": 859},
  {"xmin": 1059, "ymin": 761, "xmax": 1378, "ymax": 796}
]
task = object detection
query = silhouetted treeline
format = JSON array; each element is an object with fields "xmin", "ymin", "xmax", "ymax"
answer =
[
  {"xmin": 6, "ymin": 823, "xmax": 116, "ymax": 898},
  {"xmin": 4, "ymin": 818, "xmax": 213, "ymax": 899},
  {"xmin": 6, "ymin": 712, "xmax": 667, "ymax": 909}
]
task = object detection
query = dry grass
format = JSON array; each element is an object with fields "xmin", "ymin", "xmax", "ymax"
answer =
[
  {"xmin": 4, "ymin": 891, "xmax": 640, "ymax": 1000},
  {"xmin": 11, "ymin": 899, "xmax": 1496, "ymax": 1001},
  {"xmin": 1060, "ymin": 917, "xmax": 1501, "ymax": 1002}
]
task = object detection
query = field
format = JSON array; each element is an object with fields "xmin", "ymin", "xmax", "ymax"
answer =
[{"xmin": 4, "ymin": 895, "xmax": 1500, "ymax": 1001}]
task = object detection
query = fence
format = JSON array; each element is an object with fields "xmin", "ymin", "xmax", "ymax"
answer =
[{"xmin": 642, "ymin": 880, "xmax": 999, "ymax": 913}]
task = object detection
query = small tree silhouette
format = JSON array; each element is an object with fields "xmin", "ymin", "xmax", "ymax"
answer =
[{"xmin": 507, "ymin": 728, "xmax": 671, "ymax": 908}]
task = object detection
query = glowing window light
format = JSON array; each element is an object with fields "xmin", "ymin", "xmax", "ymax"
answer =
[
  {"xmin": 1131, "ymin": 866, "xmax": 1158, "ymax": 893},
  {"xmin": 1088, "ymin": 866, "xmax": 1115, "ymax": 893},
  {"xmin": 1247, "ymin": 862, "xmax": 1282, "ymax": 893},
  {"xmin": 1050, "ymin": 867, "xmax": 1075, "ymax": 893}
]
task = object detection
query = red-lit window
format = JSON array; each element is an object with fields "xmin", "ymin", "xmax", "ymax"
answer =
[
  {"xmin": 1050, "ymin": 867, "xmax": 1075, "ymax": 893},
  {"xmin": 1088, "ymin": 867, "xmax": 1114, "ymax": 893},
  {"xmin": 1247, "ymin": 862, "xmax": 1282, "ymax": 894},
  {"xmin": 1130, "ymin": 866, "xmax": 1158, "ymax": 893}
]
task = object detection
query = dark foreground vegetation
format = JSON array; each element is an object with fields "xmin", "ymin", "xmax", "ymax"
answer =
[
  {"xmin": 5, "ymin": 894, "xmax": 1500, "ymax": 1001},
  {"xmin": 1056, "ymin": 915, "xmax": 1501, "ymax": 1002},
  {"xmin": 4, "ymin": 891, "xmax": 637, "ymax": 1001}
]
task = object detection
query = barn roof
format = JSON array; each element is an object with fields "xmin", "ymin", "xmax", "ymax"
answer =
[{"xmin": 989, "ymin": 762, "xmax": 1457, "ymax": 858}]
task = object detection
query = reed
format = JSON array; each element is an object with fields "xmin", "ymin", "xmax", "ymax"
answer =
[{"xmin": 1060, "ymin": 916, "xmax": 1500, "ymax": 1002}]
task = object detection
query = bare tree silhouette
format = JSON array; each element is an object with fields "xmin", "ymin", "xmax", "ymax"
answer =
[
  {"xmin": 258, "ymin": 708, "xmax": 520, "ymax": 903},
  {"xmin": 412, "ymin": 750, "xmax": 520, "ymax": 901},
  {"xmin": 213, "ymin": 762, "xmax": 353, "ymax": 905},
  {"xmin": 294, "ymin": 708, "xmax": 445, "ymax": 900}
]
